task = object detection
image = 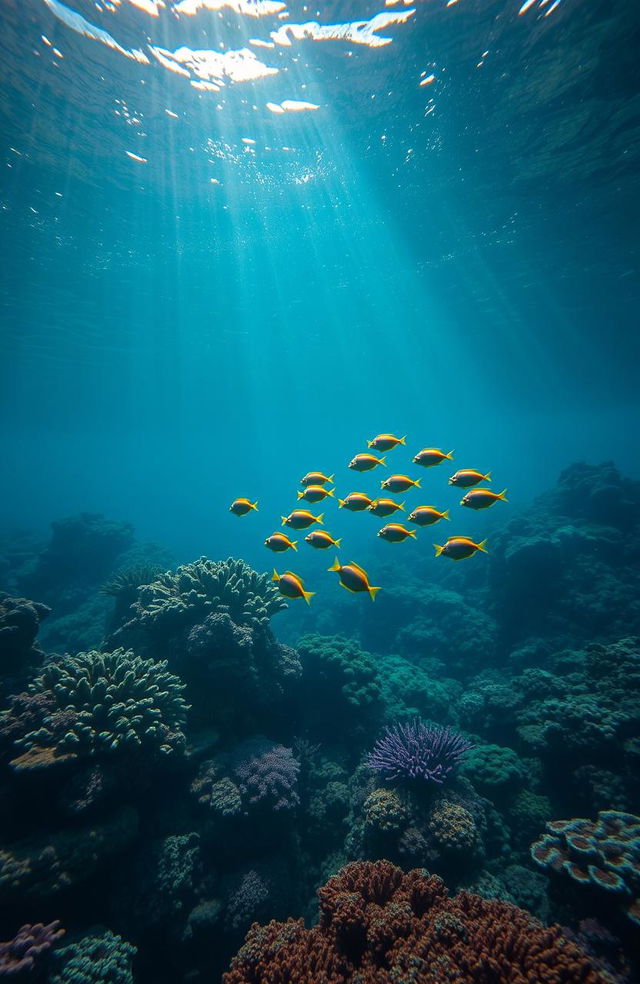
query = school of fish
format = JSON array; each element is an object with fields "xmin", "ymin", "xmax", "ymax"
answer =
[{"xmin": 228, "ymin": 433, "xmax": 507, "ymax": 604}]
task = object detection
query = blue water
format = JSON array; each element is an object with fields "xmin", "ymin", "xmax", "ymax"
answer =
[{"xmin": 1, "ymin": 0, "xmax": 639, "ymax": 979}]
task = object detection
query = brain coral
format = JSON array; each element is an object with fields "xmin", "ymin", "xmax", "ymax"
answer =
[
  {"xmin": 12, "ymin": 648, "xmax": 188, "ymax": 766},
  {"xmin": 428, "ymin": 801, "xmax": 479, "ymax": 854},
  {"xmin": 531, "ymin": 810, "xmax": 640, "ymax": 926},
  {"xmin": 223, "ymin": 859, "xmax": 606, "ymax": 983},
  {"xmin": 363, "ymin": 789, "xmax": 407, "ymax": 833}
]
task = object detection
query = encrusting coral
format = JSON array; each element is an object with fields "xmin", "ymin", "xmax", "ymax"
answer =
[
  {"xmin": 531, "ymin": 810, "xmax": 640, "ymax": 926},
  {"xmin": 223, "ymin": 859, "xmax": 608, "ymax": 983},
  {"xmin": 10, "ymin": 648, "xmax": 188, "ymax": 767}
]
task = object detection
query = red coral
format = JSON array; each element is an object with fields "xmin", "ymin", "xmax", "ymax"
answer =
[{"xmin": 223, "ymin": 860, "xmax": 607, "ymax": 984}]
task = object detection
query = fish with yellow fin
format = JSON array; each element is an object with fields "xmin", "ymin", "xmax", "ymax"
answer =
[
  {"xmin": 339, "ymin": 492, "xmax": 373, "ymax": 512},
  {"xmin": 381, "ymin": 475, "xmax": 421, "ymax": 493},
  {"xmin": 272, "ymin": 569, "xmax": 314, "ymax": 604},
  {"xmin": 297, "ymin": 485, "xmax": 335, "ymax": 503},
  {"xmin": 368, "ymin": 498, "xmax": 405, "ymax": 517},
  {"xmin": 230, "ymin": 498, "xmax": 258, "ymax": 516},
  {"xmin": 408, "ymin": 506, "xmax": 449, "ymax": 526},
  {"xmin": 413, "ymin": 448, "xmax": 454, "ymax": 467},
  {"xmin": 301, "ymin": 471, "xmax": 334, "ymax": 486},
  {"xmin": 264, "ymin": 532, "xmax": 297, "ymax": 552},
  {"xmin": 328, "ymin": 558, "xmax": 380, "ymax": 599},
  {"xmin": 349, "ymin": 453, "xmax": 386, "ymax": 472},
  {"xmin": 434, "ymin": 536, "xmax": 488, "ymax": 561},
  {"xmin": 282, "ymin": 510, "xmax": 324, "ymax": 530},
  {"xmin": 367, "ymin": 434, "xmax": 406, "ymax": 451},
  {"xmin": 460, "ymin": 488, "xmax": 508, "ymax": 510},
  {"xmin": 305, "ymin": 530, "xmax": 341, "ymax": 550},
  {"xmin": 377, "ymin": 523, "xmax": 416, "ymax": 543},
  {"xmin": 449, "ymin": 469, "xmax": 491, "ymax": 488}
]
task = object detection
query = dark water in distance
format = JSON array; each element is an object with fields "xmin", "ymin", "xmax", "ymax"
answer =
[{"xmin": 1, "ymin": 0, "xmax": 639, "ymax": 569}]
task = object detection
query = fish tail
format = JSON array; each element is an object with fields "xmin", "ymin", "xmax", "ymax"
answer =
[
  {"xmin": 281, "ymin": 516, "xmax": 288, "ymax": 526},
  {"xmin": 291, "ymin": 541, "xmax": 298, "ymax": 551},
  {"xmin": 442, "ymin": 509, "xmax": 450, "ymax": 520},
  {"xmin": 297, "ymin": 491, "xmax": 304, "ymax": 499},
  {"xmin": 251, "ymin": 501, "xmax": 258, "ymax": 510},
  {"xmin": 338, "ymin": 499, "xmax": 346, "ymax": 508},
  {"xmin": 369, "ymin": 585, "xmax": 381, "ymax": 601},
  {"xmin": 434, "ymin": 544, "xmax": 444, "ymax": 557},
  {"xmin": 477, "ymin": 539, "xmax": 489, "ymax": 553},
  {"xmin": 367, "ymin": 440, "xmax": 374, "ymax": 448},
  {"xmin": 415, "ymin": 478, "xmax": 422, "ymax": 488},
  {"xmin": 271, "ymin": 569, "xmax": 280, "ymax": 582},
  {"xmin": 380, "ymin": 456, "xmax": 387, "ymax": 466},
  {"xmin": 399, "ymin": 501, "xmax": 405, "ymax": 511},
  {"xmin": 484, "ymin": 471, "xmax": 492, "ymax": 482},
  {"xmin": 302, "ymin": 589, "xmax": 315, "ymax": 605},
  {"xmin": 326, "ymin": 488, "xmax": 335, "ymax": 497},
  {"xmin": 446, "ymin": 450, "xmax": 454, "ymax": 460},
  {"xmin": 498, "ymin": 489, "xmax": 508, "ymax": 501},
  {"xmin": 317, "ymin": 513, "xmax": 324, "ymax": 524},
  {"xmin": 334, "ymin": 538, "xmax": 342, "ymax": 548},
  {"xmin": 400, "ymin": 435, "xmax": 406, "ymax": 445},
  {"xmin": 408, "ymin": 529, "xmax": 417, "ymax": 538},
  {"xmin": 328, "ymin": 474, "xmax": 335, "ymax": 483},
  {"xmin": 328, "ymin": 557, "xmax": 341, "ymax": 572}
]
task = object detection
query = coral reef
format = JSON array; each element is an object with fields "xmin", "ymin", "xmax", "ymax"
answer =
[
  {"xmin": 531, "ymin": 810, "xmax": 640, "ymax": 926},
  {"xmin": 223, "ymin": 859, "xmax": 607, "ymax": 983},
  {"xmin": 10, "ymin": 648, "xmax": 188, "ymax": 766},
  {"xmin": 50, "ymin": 929, "xmax": 136, "ymax": 984},
  {"xmin": 0, "ymin": 595, "xmax": 50, "ymax": 682},
  {"xmin": 0, "ymin": 921, "xmax": 64, "ymax": 976}
]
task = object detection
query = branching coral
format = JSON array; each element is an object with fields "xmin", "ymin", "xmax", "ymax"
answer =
[
  {"xmin": 0, "ymin": 921, "xmax": 65, "ymax": 975},
  {"xmin": 231, "ymin": 738, "xmax": 300, "ymax": 813},
  {"xmin": 50, "ymin": 928, "xmax": 136, "ymax": 984},
  {"xmin": 366, "ymin": 720, "xmax": 473, "ymax": 784},
  {"xmin": 531, "ymin": 810, "xmax": 640, "ymax": 925},
  {"xmin": 12, "ymin": 648, "xmax": 188, "ymax": 766},
  {"xmin": 223, "ymin": 859, "xmax": 607, "ymax": 983}
]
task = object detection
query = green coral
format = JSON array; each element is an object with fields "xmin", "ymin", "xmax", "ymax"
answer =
[
  {"xmin": 377, "ymin": 653, "xmax": 457, "ymax": 725},
  {"xmin": 363, "ymin": 789, "xmax": 407, "ymax": 833},
  {"xmin": 15, "ymin": 648, "xmax": 188, "ymax": 762},
  {"xmin": 132, "ymin": 557, "xmax": 286, "ymax": 631},
  {"xmin": 50, "ymin": 929, "xmax": 136, "ymax": 984},
  {"xmin": 461, "ymin": 744, "xmax": 526, "ymax": 798}
]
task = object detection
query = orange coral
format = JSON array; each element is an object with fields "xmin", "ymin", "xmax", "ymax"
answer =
[{"xmin": 224, "ymin": 860, "xmax": 606, "ymax": 984}]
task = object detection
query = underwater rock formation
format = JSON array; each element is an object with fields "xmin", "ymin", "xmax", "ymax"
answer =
[
  {"xmin": 0, "ymin": 594, "xmax": 50, "ymax": 689},
  {"xmin": 223, "ymin": 859, "xmax": 608, "ymax": 983},
  {"xmin": 531, "ymin": 810, "xmax": 640, "ymax": 927},
  {"xmin": 9, "ymin": 648, "xmax": 188, "ymax": 768}
]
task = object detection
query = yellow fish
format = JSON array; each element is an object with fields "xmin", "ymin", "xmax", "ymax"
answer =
[
  {"xmin": 408, "ymin": 506, "xmax": 450, "ymax": 526},
  {"xmin": 297, "ymin": 486, "xmax": 335, "ymax": 503},
  {"xmin": 367, "ymin": 434, "xmax": 406, "ymax": 451},
  {"xmin": 368, "ymin": 498, "xmax": 405, "ymax": 517},
  {"xmin": 272, "ymin": 569, "xmax": 314, "ymax": 604},
  {"xmin": 413, "ymin": 448, "xmax": 454, "ymax": 467},
  {"xmin": 434, "ymin": 536, "xmax": 488, "ymax": 561},
  {"xmin": 460, "ymin": 488, "xmax": 508, "ymax": 510},
  {"xmin": 339, "ymin": 492, "xmax": 373, "ymax": 512},
  {"xmin": 381, "ymin": 475, "xmax": 421, "ymax": 493},
  {"xmin": 282, "ymin": 510, "xmax": 324, "ymax": 530},
  {"xmin": 230, "ymin": 498, "xmax": 258, "ymax": 516},
  {"xmin": 449, "ymin": 469, "xmax": 491, "ymax": 488},
  {"xmin": 327, "ymin": 558, "xmax": 380, "ymax": 600},
  {"xmin": 349, "ymin": 454, "xmax": 386, "ymax": 472},
  {"xmin": 301, "ymin": 472, "xmax": 334, "ymax": 486},
  {"xmin": 305, "ymin": 530, "xmax": 341, "ymax": 550},
  {"xmin": 377, "ymin": 523, "xmax": 416, "ymax": 543},
  {"xmin": 264, "ymin": 532, "xmax": 297, "ymax": 552}
]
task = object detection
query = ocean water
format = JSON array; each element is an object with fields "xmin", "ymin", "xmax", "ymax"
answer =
[{"xmin": 0, "ymin": 0, "xmax": 639, "ymax": 981}]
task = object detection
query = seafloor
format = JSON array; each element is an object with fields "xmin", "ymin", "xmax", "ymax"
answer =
[{"xmin": 0, "ymin": 460, "xmax": 638, "ymax": 982}]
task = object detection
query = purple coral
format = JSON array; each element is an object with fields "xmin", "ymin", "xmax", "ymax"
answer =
[
  {"xmin": 232, "ymin": 738, "xmax": 300, "ymax": 812},
  {"xmin": 0, "ymin": 921, "xmax": 65, "ymax": 976},
  {"xmin": 366, "ymin": 720, "xmax": 473, "ymax": 784}
]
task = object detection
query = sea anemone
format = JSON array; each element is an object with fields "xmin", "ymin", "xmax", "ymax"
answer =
[{"xmin": 366, "ymin": 719, "xmax": 473, "ymax": 784}]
